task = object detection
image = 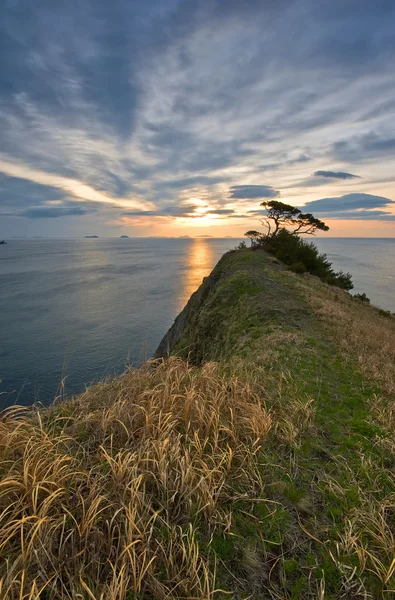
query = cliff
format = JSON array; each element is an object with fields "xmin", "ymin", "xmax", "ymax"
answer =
[
  {"xmin": 155, "ymin": 248, "xmax": 314, "ymax": 362},
  {"xmin": 1, "ymin": 248, "xmax": 395, "ymax": 599}
]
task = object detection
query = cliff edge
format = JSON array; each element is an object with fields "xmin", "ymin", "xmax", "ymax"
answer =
[{"xmin": 155, "ymin": 248, "xmax": 313, "ymax": 362}]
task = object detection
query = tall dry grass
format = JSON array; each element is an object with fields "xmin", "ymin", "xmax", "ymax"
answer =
[{"xmin": 0, "ymin": 358, "xmax": 272, "ymax": 600}]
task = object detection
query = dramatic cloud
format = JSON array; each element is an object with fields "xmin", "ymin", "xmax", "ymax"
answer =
[
  {"xmin": 0, "ymin": 0, "xmax": 394, "ymax": 236},
  {"xmin": 303, "ymin": 193, "xmax": 392, "ymax": 212},
  {"xmin": 301, "ymin": 193, "xmax": 395, "ymax": 220},
  {"xmin": 314, "ymin": 170, "xmax": 360, "ymax": 180},
  {"xmin": 332, "ymin": 133, "xmax": 395, "ymax": 162},
  {"xmin": 229, "ymin": 185, "xmax": 280, "ymax": 199},
  {"xmin": 0, "ymin": 174, "xmax": 70, "ymax": 211}
]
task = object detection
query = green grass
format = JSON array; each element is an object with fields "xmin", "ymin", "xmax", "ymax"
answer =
[
  {"xmin": 1, "ymin": 247, "xmax": 394, "ymax": 598},
  {"xmin": 160, "ymin": 248, "xmax": 395, "ymax": 598}
]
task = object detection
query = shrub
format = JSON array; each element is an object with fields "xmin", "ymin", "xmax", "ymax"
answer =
[
  {"xmin": 259, "ymin": 229, "xmax": 353, "ymax": 290},
  {"xmin": 354, "ymin": 292, "xmax": 370, "ymax": 304},
  {"xmin": 324, "ymin": 270, "xmax": 354, "ymax": 291},
  {"xmin": 378, "ymin": 308, "xmax": 393, "ymax": 319},
  {"xmin": 289, "ymin": 261, "xmax": 307, "ymax": 274}
]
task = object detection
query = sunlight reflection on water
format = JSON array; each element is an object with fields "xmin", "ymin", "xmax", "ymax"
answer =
[
  {"xmin": 0, "ymin": 238, "xmax": 236, "ymax": 407},
  {"xmin": 179, "ymin": 238, "xmax": 215, "ymax": 311}
]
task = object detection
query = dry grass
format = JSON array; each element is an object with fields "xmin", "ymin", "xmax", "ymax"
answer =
[
  {"xmin": 271, "ymin": 370, "xmax": 316, "ymax": 448},
  {"xmin": 339, "ymin": 496, "xmax": 395, "ymax": 588},
  {"xmin": 298, "ymin": 276, "xmax": 395, "ymax": 595},
  {"xmin": 304, "ymin": 281, "xmax": 395, "ymax": 397},
  {"xmin": 0, "ymin": 358, "xmax": 272, "ymax": 600}
]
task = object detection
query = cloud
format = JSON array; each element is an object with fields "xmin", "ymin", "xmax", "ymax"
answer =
[
  {"xmin": 332, "ymin": 133, "xmax": 395, "ymax": 162},
  {"xmin": 246, "ymin": 209, "xmax": 271, "ymax": 216},
  {"xmin": 301, "ymin": 193, "xmax": 395, "ymax": 220},
  {"xmin": 229, "ymin": 185, "xmax": 280, "ymax": 199},
  {"xmin": 122, "ymin": 205, "xmax": 236, "ymax": 221},
  {"xmin": 295, "ymin": 169, "xmax": 361, "ymax": 188},
  {"xmin": 302, "ymin": 193, "xmax": 393, "ymax": 213},
  {"xmin": 323, "ymin": 210, "xmax": 395, "ymax": 220},
  {"xmin": 290, "ymin": 154, "xmax": 312, "ymax": 164},
  {"xmin": 123, "ymin": 210, "xmax": 158, "ymax": 217},
  {"xmin": 158, "ymin": 175, "xmax": 228, "ymax": 190},
  {"xmin": 207, "ymin": 209, "xmax": 235, "ymax": 215},
  {"xmin": 123, "ymin": 205, "xmax": 198, "ymax": 218},
  {"xmin": 21, "ymin": 206, "xmax": 89, "ymax": 219},
  {"xmin": 1, "ymin": 0, "xmax": 395, "ymax": 234},
  {"xmin": 0, "ymin": 173, "xmax": 70, "ymax": 212},
  {"xmin": 314, "ymin": 170, "xmax": 360, "ymax": 180},
  {"xmin": 294, "ymin": 177, "xmax": 338, "ymax": 188},
  {"xmin": 0, "ymin": 160, "xmax": 153, "ymax": 211}
]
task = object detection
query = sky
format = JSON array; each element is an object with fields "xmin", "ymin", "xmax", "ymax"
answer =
[{"xmin": 1, "ymin": 0, "xmax": 395, "ymax": 238}]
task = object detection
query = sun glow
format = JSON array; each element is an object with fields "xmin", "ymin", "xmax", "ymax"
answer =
[
  {"xmin": 179, "ymin": 214, "xmax": 218, "ymax": 228},
  {"xmin": 194, "ymin": 206, "xmax": 208, "ymax": 215}
]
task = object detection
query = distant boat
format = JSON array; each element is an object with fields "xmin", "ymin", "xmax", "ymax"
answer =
[
  {"xmin": 120, "ymin": 235, "xmax": 129, "ymax": 238},
  {"xmin": 0, "ymin": 240, "xmax": 7, "ymax": 245}
]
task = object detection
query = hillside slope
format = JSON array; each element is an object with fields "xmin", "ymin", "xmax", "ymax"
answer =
[
  {"xmin": 1, "ymin": 248, "xmax": 394, "ymax": 599},
  {"xmin": 155, "ymin": 248, "xmax": 314, "ymax": 363}
]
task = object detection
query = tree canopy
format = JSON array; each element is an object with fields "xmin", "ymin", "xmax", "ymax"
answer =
[
  {"xmin": 242, "ymin": 201, "xmax": 352, "ymax": 292},
  {"xmin": 244, "ymin": 230, "xmax": 262, "ymax": 246},
  {"xmin": 259, "ymin": 200, "xmax": 329, "ymax": 237}
]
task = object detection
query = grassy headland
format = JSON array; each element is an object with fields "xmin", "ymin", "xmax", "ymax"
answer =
[{"xmin": 0, "ymin": 248, "xmax": 394, "ymax": 599}]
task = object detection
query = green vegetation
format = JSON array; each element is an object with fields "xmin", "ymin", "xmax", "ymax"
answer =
[
  {"xmin": 260, "ymin": 229, "xmax": 353, "ymax": 290},
  {"xmin": 244, "ymin": 200, "xmax": 353, "ymax": 290},
  {"xmin": 258, "ymin": 200, "xmax": 329, "ymax": 237},
  {"xmin": 354, "ymin": 292, "xmax": 371, "ymax": 303},
  {"xmin": 1, "ymin": 249, "xmax": 394, "ymax": 598}
]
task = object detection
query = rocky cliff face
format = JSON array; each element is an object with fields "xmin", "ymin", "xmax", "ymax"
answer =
[{"xmin": 154, "ymin": 274, "xmax": 215, "ymax": 360}]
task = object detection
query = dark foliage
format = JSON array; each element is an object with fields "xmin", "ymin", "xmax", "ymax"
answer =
[
  {"xmin": 260, "ymin": 200, "xmax": 329, "ymax": 236},
  {"xmin": 258, "ymin": 229, "xmax": 353, "ymax": 290},
  {"xmin": 354, "ymin": 292, "xmax": 370, "ymax": 304},
  {"xmin": 377, "ymin": 308, "xmax": 394, "ymax": 319},
  {"xmin": 244, "ymin": 230, "xmax": 262, "ymax": 246}
]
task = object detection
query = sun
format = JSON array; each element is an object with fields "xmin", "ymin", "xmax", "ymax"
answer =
[{"xmin": 194, "ymin": 206, "xmax": 208, "ymax": 215}]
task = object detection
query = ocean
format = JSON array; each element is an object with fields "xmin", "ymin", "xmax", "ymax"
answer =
[{"xmin": 0, "ymin": 237, "xmax": 394, "ymax": 408}]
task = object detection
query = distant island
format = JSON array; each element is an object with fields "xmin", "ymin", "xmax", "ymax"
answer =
[
  {"xmin": 196, "ymin": 234, "xmax": 212, "ymax": 238},
  {"xmin": 178, "ymin": 235, "xmax": 191, "ymax": 238},
  {"xmin": 84, "ymin": 235, "xmax": 99, "ymax": 238},
  {"xmin": 120, "ymin": 235, "xmax": 129, "ymax": 238}
]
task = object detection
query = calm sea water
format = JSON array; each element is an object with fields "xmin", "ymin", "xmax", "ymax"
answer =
[{"xmin": 0, "ymin": 237, "xmax": 394, "ymax": 408}]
